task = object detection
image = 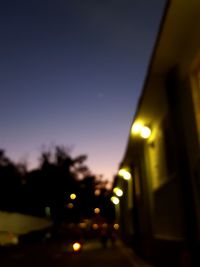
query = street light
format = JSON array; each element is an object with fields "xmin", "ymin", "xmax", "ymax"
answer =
[
  {"xmin": 70, "ymin": 193, "xmax": 76, "ymax": 200},
  {"xmin": 94, "ymin": 208, "xmax": 100, "ymax": 214},
  {"xmin": 67, "ymin": 203, "xmax": 74, "ymax": 209},
  {"xmin": 113, "ymin": 223, "xmax": 120, "ymax": 230},
  {"xmin": 73, "ymin": 242, "xmax": 82, "ymax": 252}
]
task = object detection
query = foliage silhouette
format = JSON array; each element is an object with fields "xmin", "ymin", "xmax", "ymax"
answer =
[{"xmin": 0, "ymin": 146, "xmax": 115, "ymax": 226}]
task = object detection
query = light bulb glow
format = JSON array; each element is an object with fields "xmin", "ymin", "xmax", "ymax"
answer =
[
  {"xmin": 73, "ymin": 242, "xmax": 81, "ymax": 252},
  {"xmin": 79, "ymin": 222, "xmax": 87, "ymax": 229},
  {"xmin": 94, "ymin": 189, "xmax": 101, "ymax": 196},
  {"xmin": 131, "ymin": 122, "xmax": 151, "ymax": 139},
  {"xmin": 140, "ymin": 126, "xmax": 151, "ymax": 139},
  {"xmin": 111, "ymin": 196, "xmax": 120, "ymax": 205},
  {"xmin": 113, "ymin": 187, "xmax": 123, "ymax": 197},
  {"xmin": 118, "ymin": 169, "xmax": 131, "ymax": 180},
  {"xmin": 131, "ymin": 122, "xmax": 142, "ymax": 134},
  {"xmin": 113, "ymin": 223, "xmax": 120, "ymax": 230},
  {"xmin": 70, "ymin": 193, "xmax": 76, "ymax": 200},
  {"xmin": 67, "ymin": 203, "xmax": 74, "ymax": 209},
  {"xmin": 94, "ymin": 208, "xmax": 100, "ymax": 214},
  {"xmin": 92, "ymin": 223, "xmax": 99, "ymax": 230}
]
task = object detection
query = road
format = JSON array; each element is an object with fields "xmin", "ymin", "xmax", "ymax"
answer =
[{"xmin": 0, "ymin": 238, "xmax": 152, "ymax": 267}]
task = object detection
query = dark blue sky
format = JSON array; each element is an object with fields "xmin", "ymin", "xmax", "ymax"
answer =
[{"xmin": 0, "ymin": 0, "xmax": 165, "ymax": 182}]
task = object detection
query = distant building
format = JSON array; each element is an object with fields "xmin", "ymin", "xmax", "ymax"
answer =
[{"xmin": 114, "ymin": 1, "xmax": 200, "ymax": 266}]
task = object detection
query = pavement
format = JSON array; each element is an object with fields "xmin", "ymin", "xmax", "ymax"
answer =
[
  {"xmin": 0, "ymin": 238, "xmax": 153, "ymax": 267},
  {"xmin": 116, "ymin": 240, "xmax": 152, "ymax": 267}
]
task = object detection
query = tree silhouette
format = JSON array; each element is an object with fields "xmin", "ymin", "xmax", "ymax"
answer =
[
  {"xmin": 0, "ymin": 146, "xmax": 114, "ymax": 229},
  {"xmin": 0, "ymin": 150, "xmax": 22, "ymax": 211}
]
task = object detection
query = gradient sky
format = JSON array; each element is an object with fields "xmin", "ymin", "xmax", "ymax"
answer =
[{"xmin": 0, "ymin": 0, "xmax": 165, "ymax": 182}]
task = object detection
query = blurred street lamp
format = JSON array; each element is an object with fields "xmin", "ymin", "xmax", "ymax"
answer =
[
  {"xmin": 94, "ymin": 208, "xmax": 100, "ymax": 214},
  {"xmin": 131, "ymin": 122, "xmax": 151, "ymax": 139},
  {"xmin": 140, "ymin": 126, "xmax": 151, "ymax": 139},
  {"xmin": 92, "ymin": 223, "xmax": 99, "ymax": 230},
  {"xmin": 111, "ymin": 196, "xmax": 120, "ymax": 205},
  {"xmin": 70, "ymin": 193, "xmax": 76, "ymax": 200},
  {"xmin": 113, "ymin": 187, "xmax": 123, "ymax": 197},
  {"xmin": 118, "ymin": 168, "xmax": 131, "ymax": 180},
  {"xmin": 73, "ymin": 242, "xmax": 82, "ymax": 252},
  {"xmin": 67, "ymin": 203, "xmax": 74, "ymax": 209},
  {"xmin": 113, "ymin": 223, "xmax": 120, "ymax": 230},
  {"xmin": 79, "ymin": 222, "xmax": 87, "ymax": 229},
  {"xmin": 131, "ymin": 122, "xmax": 143, "ymax": 134},
  {"xmin": 94, "ymin": 189, "xmax": 101, "ymax": 196}
]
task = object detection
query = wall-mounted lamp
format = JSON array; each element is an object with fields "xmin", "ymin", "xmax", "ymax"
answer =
[
  {"xmin": 118, "ymin": 168, "xmax": 131, "ymax": 180},
  {"xmin": 131, "ymin": 122, "xmax": 143, "ymax": 134},
  {"xmin": 113, "ymin": 187, "xmax": 123, "ymax": 197},
  {"xmin": 140, "ymin": 126, "xmax": 151, "ymax": 139},
  {"xmin": 131, "ymin": 122, "xmax": 151, "ymax": 139},
  {"xmin": 111, "ymin": 196, "xmax": 120, "ymax": 205}
]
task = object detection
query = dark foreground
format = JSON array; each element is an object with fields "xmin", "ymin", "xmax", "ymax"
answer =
[{"xmin": 0, "ymin": 238, "xmax": 151, "ymax": 267}]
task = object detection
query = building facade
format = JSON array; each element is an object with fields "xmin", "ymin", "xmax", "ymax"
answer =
[{"xmin": 114, "ymin": 1, "xmax": 200, "ymax": 266}]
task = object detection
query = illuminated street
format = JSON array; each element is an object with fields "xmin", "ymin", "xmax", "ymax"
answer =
[{"xmin": 0, "ymin": 239, "xmax": 151, "ymax": 267}]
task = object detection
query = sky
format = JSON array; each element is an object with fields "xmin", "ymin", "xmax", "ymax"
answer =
[{"xmin": 0, "ymin": 0, "xmax": 165, "ymax": 182}]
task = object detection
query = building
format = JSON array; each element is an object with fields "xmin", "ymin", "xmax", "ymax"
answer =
[{"xmin": 113, "ymin": 1, "xmax": 200, "ymax": 266}]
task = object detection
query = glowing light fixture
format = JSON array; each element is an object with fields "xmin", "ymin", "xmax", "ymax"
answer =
[
  {"xmin": 111, "ymin": 196, "xmax": 120, "ymax": 205},
  {"xmin": 92, "ymin": 223, "xmax": 99, "ymax": 230},
  {"xmin": 73, "ymin": 242, "xmax": 82, "ymax": 252},
  {"xmin": 131, "ymin": 122, "xmax": 142, "ymax": 134},
  {"xmin": 140, "ymin": 126, "xmax": 151, "ymax": 139},
  {"xmin": 118, "ymin": 168, "xmax": 131, "ymax": 180},
  {"xmin": 67, "ymin": 203, "xmax": 74, "ymax": 209},
  {"xmin": 94, "ymin": 189, "xmax": 101, "ymax": 196},
  {"xmin": 79, "ymin": 222, "xmax": 87, "ymax": 229},
  {"xmin": 113, "ymin": 187, "xmax": 123, "ymax": 197},
  {"xmin": 113, "ymin": 223, "xmax": 120, "ymax": 230},
  {"xmin": 131, "ymin": 122, "xmax": 151, "ymax": 139},
  {"xmin": 70, "ymin": 193, "xmax": 76, "ymax": 200},
  {"xmin": 94, "ymin": 208, "xmax": 100, "ymax": 214}
]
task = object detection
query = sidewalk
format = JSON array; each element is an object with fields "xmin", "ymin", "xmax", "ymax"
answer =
[
  {"xmin": 117, "ymin": 239, "xmax": 153, "ymax": 267},
  {"xmin": 0, "ymin": 236, "xmax": 154, "ymax": 267},
  {"xmin": 80, "ymin": 238, "xmax": 153, "ymax": 267}
]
